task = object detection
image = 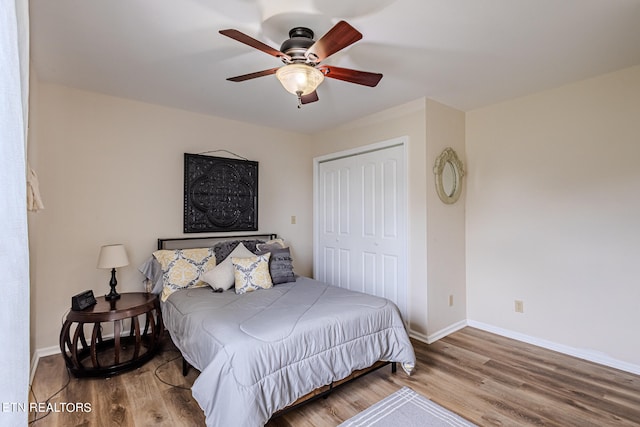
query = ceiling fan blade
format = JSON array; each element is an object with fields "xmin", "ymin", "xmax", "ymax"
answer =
[
  {"xmin": 226, "ymin": 67, "xmax": 280, "ymax": 82},
  {"xmin": 319, "ymin": 65, "xmax": 383, "ymax": 87},
  {"xmin": 300, "ymin": 91, "xmax": 319, "ymax": 104},
  {"xmin": 306, "ymin": 21, "xmax": 362, "ymax": 62},
  {"xmin": 219, "ymin": 29, "xmax": 291, "ymax": 61}
]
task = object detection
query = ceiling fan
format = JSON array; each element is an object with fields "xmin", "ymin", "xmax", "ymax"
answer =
[{"xmin": 219, "ymin": 21, "xmax": 382, "ymax": 107}]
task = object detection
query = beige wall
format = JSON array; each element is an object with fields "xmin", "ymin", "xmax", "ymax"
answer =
[
  {"xmin": 310, "ymin": 98, "xmax": 467, "ymax": 339},
  {"xmin": 425, "ymin": 100, "xmax": 466, "ymax": 336},
  {"xmin": 466, "ymin": 65, "xmax": 640, "ymax": 367},
  {"xmin": 28, "ymin": 83, "xmax": 313, "ymax": 350}
]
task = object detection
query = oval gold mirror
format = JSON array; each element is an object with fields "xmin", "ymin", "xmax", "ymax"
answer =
[{"xmin": 434, "ymin": 148, "xmax": 465, "ymax": 204}]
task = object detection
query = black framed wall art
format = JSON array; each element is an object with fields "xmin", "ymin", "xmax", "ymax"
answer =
[{"xmin": 184, "ymin": 153, "xmax": 258, "ymax": 233}]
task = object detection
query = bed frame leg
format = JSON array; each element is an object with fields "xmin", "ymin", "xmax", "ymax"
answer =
[
  {"xmin": 391, "ymin": 362, "xmax": 397, "ymax": 373},
  {"xmin": 182, "ymin": 358, "xmax": 190, "ymax": 376}
]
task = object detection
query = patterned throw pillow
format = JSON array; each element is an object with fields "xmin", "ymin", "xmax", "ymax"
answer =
[
  {"xmin": 233, "ymin": 253, "xmax": 273, "ymax": 294},
  {"xmin": 153, "ymin": 248, "xmax": 216, "ymax": 301}
]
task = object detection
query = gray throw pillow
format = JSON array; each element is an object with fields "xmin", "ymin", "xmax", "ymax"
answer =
[
  {"xmin": 256, "ymin": 247, "xmax": 295, "ymax": 285},
  {"xmin": 213, "ymin": 239, "xmax": 264, "ymax": 264},
  {"xmin": 138, "ymin": 256, "xmax": 164, "ymax": 294}
]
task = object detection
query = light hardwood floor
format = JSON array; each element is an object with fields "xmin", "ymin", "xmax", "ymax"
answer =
[{"xmin": 29, "ymin": 327, "xmax": 640, "ymax": 426}]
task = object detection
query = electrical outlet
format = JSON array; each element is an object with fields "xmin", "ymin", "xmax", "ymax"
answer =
[
  {"xmin": 291, "ymin": 215, "xmax": 296, "ymax": 225},
  {"xmin": 449, "ymin": 295, "xmax": 454, "ymax": 306},
  {"xmin": 515, "ymin": 300, "xmax": 524, "ymax": 313}
]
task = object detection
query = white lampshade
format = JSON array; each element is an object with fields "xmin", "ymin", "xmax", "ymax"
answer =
[
  {"xmin": 97, "ymin": 244, "xmax": 129, "ymax": 269},
  {"xmin": 275, "ymin": 63, "xmax": 324, "ymax": 96}
]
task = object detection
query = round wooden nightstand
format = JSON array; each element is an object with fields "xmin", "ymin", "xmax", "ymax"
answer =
[{"xmin": 59, "ymin": 292, "xmax": 163, "ymax": 377}]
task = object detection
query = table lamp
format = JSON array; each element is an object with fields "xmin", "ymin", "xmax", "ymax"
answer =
[{"xmin": 97, "ymin": 244, "xmax": 129, "ymax": 300}]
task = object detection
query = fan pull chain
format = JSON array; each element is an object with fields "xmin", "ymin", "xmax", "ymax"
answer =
[{"xmin": 296, "ymin": 91, "xmax": 303, "ymax": 109}]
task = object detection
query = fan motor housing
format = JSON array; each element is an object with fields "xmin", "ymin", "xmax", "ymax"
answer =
[{"xmin": 280, "ymin": 27, "xmax": 315, "ymax": 63}]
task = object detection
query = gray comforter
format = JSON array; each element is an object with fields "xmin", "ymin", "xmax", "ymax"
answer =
[{"xmin": 161, "ymin": 276, "xmax": 416, "ymax": 427}]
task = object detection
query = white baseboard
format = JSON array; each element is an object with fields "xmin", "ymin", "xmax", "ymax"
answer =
[
  {"xmin": 408, "ymin": 329, "xmax": 429, "ymax": 344},
  {"xmin": 467, "ymin": 320, "xmax": 640, "ymax": 376},
  {"xmin": 425, "ymin": 320, "xmax": 467, "ymax": 344},
  {"xmin": 30, "ymin": 344, "xmax": 60, "ymax": 385},
  {"xmin": 409, "ymin": 320, "xmax": 467, "ymax": 345}
]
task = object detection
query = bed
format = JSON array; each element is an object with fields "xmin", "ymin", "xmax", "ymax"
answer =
[{"xmin": 145, "ymin": 234, "xmax": 416, "ymax": 427}]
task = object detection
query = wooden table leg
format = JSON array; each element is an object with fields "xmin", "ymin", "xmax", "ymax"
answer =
[
  {"xmin": 114, "ymin": 320, "xmax": 121, "ymax": 365},
  {"xmin": 71, "ymin": 323, "xmax": 84, "ymax": 369},
  {"xmin": 91, "ymin": 323, "xmax": 101, "ymax": 368},
  {"xmin": 59, "ymin": 320, "xmax": 73, "ymax": 368},
  {"xmin": 132, "ymin": 316, "xmax": 141, "ymax": 359}
]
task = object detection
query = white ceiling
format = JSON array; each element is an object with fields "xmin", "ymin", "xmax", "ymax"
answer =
[{"xmin": 29, "ymin": 0, "xmax": 640, "ymax": 134}]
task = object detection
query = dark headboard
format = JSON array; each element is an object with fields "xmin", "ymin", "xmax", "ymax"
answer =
[{"xmin": 157, "ymin": 233, "xmax": 277, "ymax": 250}]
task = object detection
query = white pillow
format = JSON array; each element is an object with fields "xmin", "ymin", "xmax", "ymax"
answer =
[{"xmin": 202, "ymin": 243, "xmax": 255, "ymax": 291}]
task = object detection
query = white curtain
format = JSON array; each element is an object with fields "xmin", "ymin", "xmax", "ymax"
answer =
[{"xmin": 0, "ymin": 0, "xmax": 30, "ymax": 424}]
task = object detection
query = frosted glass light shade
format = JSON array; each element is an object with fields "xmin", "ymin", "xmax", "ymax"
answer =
[
  {"xmin": 276, "ymin": 63, "xmax": 324, "ymax": 96},
  {"xmin": 97, "ymin": 244, "xmax": 129, "ymax": 269}
]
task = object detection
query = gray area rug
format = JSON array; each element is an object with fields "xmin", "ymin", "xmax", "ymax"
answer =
[{"xmin": 338, "ymin": 387, "xmax": 477, "ymax": 427}]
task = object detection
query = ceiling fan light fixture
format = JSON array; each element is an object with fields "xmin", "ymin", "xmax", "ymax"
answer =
[{"xmin": 276, "ymin": 63, "xmax": 324, "ymax": 96}]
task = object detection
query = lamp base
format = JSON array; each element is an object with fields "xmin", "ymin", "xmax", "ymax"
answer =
[
  {"xmin": 105, "ymin": 267, "xmax": 121, "ymax": 300},
  {"xmin": 104, "ymin": 290, "xmax": 121, "ymax": 301}
]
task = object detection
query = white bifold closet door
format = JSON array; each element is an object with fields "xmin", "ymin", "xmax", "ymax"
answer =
[{"xmin": 315, "ymin": 142, "xmax": 407, "ymax": 320}]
